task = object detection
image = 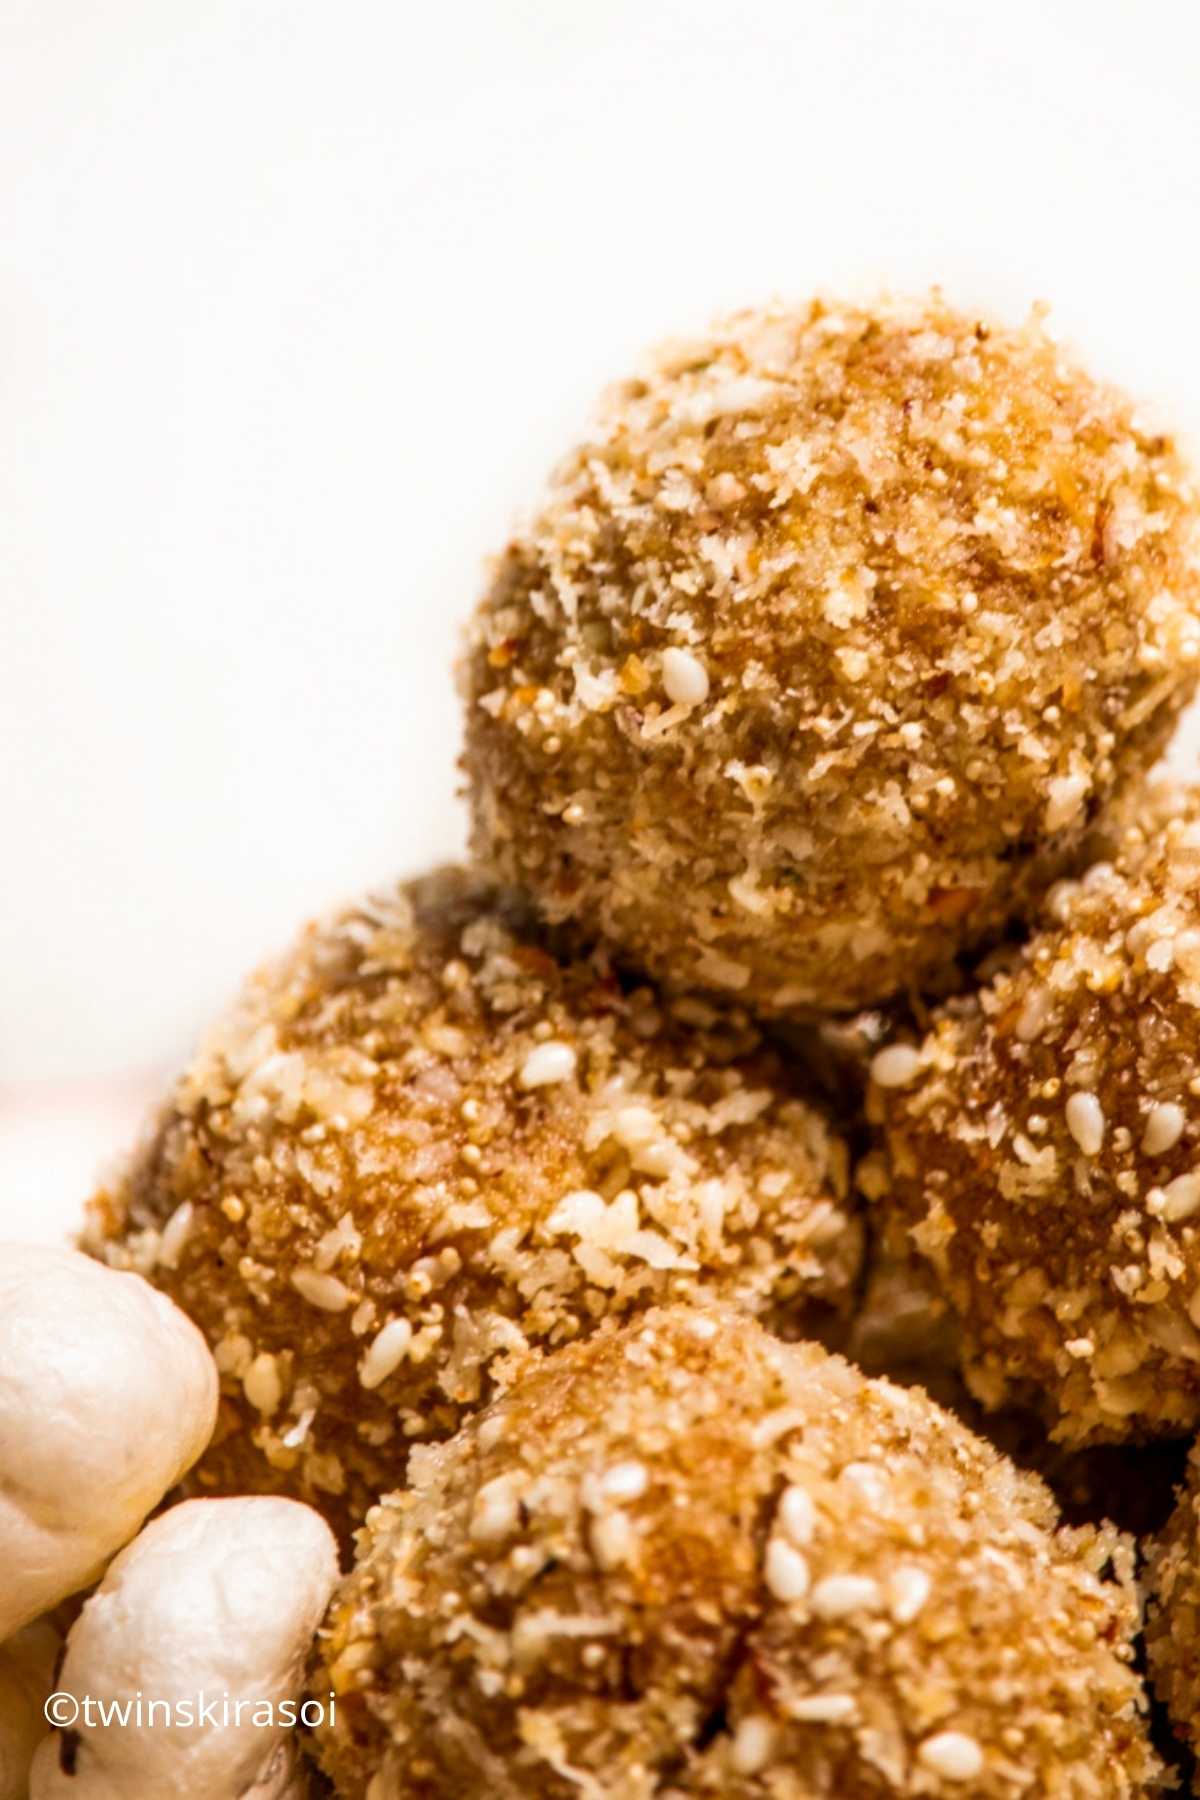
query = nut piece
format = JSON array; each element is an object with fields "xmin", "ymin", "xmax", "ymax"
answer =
[
  {"xmin": 0, "ymin": 1244, "xmax": 218, "ymax": 1637},
  {"xmin": 85, "ymin": 868, "xmax": 859, "ymax": 1541},
  {"xmin": 462, "ymin": 294, "xmax": 1200, "ymax": 1014},
  {"xmin": 30, "ymin": 1496, "xmax": 338, "ymax": 1800},
  {"xmin": 313, "ymin": 1304, "xmax": 1157, "ymax": 1797},
  {"xmin": 0, "ymin": 1622, "xmax": 60, "ymax": 1800}
]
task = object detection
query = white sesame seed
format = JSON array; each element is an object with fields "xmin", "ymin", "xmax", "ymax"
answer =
[
  {"xmin": 600, "ymin": 1460, "xmax": 648, "ymax": 1502},
  {"xmin": 158, "ymin": 1200, "xmax": 195, "ymax": 1270},
  {"xmin": 359, "ymin": 1317, "xmax": 414, "ymax": 1390},
  {"xmin": 888, "ymin": 1565, "xmax": 931, "ymax": 1624},
  {"xmin": 661, "ymin": 646, "xmax": 710, "ymax": 707},
  {"xmin": 471, "ymin": 1475, "xmax": 521, "ymax": 1544},
  {"xmin": 810, "ymin": 1573, "xmax": 883, "ymax": 1619},
  {"xmin": 870, "ymin": 1044, "xmax": 923, "ymax": 1089},
  {"xmin": 1014, "ymin": 986, "xmax": 1053, "ymax": 1042},
  {"xmin": 1163, "ymin": 1170, "xmax": 1200, "ymax": 1223},
  {"xmin": 314, "ymin": 1211, "xmax": 363, "ymax": 1272},
  {"xmin": 730, "ymin": 1715, "xmax": 775, "ymax": 1776},
  {"xmin": 476, "ymin": 1412, "xmax": 507, "ymax": 1451},
  {"xmin": 631, "ymin": 1139, "xmax": 679, "ymax": 1178},
  {"xmin": 1065, "ymin": 1091, "xmax": 1104, "ymax": 1157},
  {"xmin": 765, "ymin": 1537, "xmax": 811, "ymax": 1603},
  {"xmin": 839, "ymin": 1461, "xmax": 888, "ymax": 1504},
  {"xmin": 613, "ymin": 1104, "xmax": 658, "ymax": 1148},
  {"xmin": 518, "ymin": 1040, "xmax": 578, "ymax": 1089},
  {"xmin": 1143, "ymin": 1102, "xmax": 1186, "ymax": 1158},
  {"xmin": 280, "ymin": 1405, "xmax": 315, "ymax": 1450},
  {"xmin": 788, "ymin": 1693, "xmax": 856, "ymax": 1724},
  {"xmin": 1045, "ymin": 772, "xmax": 1089, "ymax": 834},
  {"xmin": 591, "ymin": 1509, "xmax": 636, "ymax": 1571},
  {"xmin": 242, "ymin": 1352, "xmax": 283, "ymax": 1416},
  {"xmin": 291, "ymin": 1268, "xmax": 353, "ymax": 1312},
  {"xmin": 776, "ymin": 1484, "xmax": 816, "ymax": 1547},
  {"xmin": 917, "ymin": 1731, "xmax": 984, "ymax": 1781},
  {"xmin": 706, "ymin": 471, "xmax": 745, "ymax": 508}
]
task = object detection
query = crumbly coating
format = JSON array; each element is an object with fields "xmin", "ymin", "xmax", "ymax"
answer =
[
  {"xmin": 869, "ymin": 778, "xmax": 1200, "ymax": 1443},
  {"xmin": 461, "ymin": 293, "xmax": 1200, "ymax": 1015},
  {"xmin": 83, "ymin": 869, "xmax": 858, "ymax": 1540},
  {"xmin": 311, "ymin": 1304, "xmax": 1158, "ymax": 1799},
  {"xmin": 1146, "ymin": 1439, "xmax": 1200, "ymax": 1753}
]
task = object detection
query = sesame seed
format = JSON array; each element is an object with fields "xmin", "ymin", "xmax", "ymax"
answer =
[
  {"xmin": 776, "ymin": 1484, "xmax": 816, "ymax": 1546},
  {"xmin": 359, "ymin": 1317, "xmax": 414, "ymax": 1390},
  {"xmin": 1163, "ymin": 1170, "xmax": 1200, "ymax": 1223},
  {"xmin": 279, "ymin": 1405, "xmax": 315, "ymax": 1450},
  {"xmin": 765, "ymin": 1537, "xmax": 811, "ymax": 1603},
  {"xmin": 242, "ymin": 1352, "xmax": 283, "ymax": 1416},
  {"xmin": 591, "ymin": 1509, "xmax": 636, "ymax": 1570},
  {"xmin": 888, "ymin": 1565, "xmax": 931, "ymax": 1624},
  {"xmin": 839, "ymin": 1460, "xmax": 888, "ymax": 1504},
  {"xmin": 314, "ymin": 1211, "xmax": 363, "ymax": 1272},
  {"xmin": 470, "ymin": 1475, "xmax": 521, "ymax": 1544},
  {"xmin": 870, "ymin": 1044, "xmax": 923, "ymax": 1089},
  {"xmin": 1065, "ymin": 1090, "xmax": 1105, "ymax": 1157},
  {"xmin": 518, "ymin": 1040, "xmax": 578, "ymax": 1089},
  {"xmin": 1045, "ymin": 772, "xmax": 1089, "ymax": 833},
  {"xmin": 788, "ymin": 1693, "xmax": 856, "ymax": 1724},
  {"xmin": 613, "ymin": 1104, "xmax": 659, "ymax": 1148},
  {"xmin": 158, "ymin": 1200, "xmax": 195, "ymax": 1270},
  {"xmin": 476, "ymin": 1412, "xmax": 507, "ymax": 1451},
  {"xmin": 661, "ymin": 646, "xmax": 710, "ymax": 707},
  {"xmin": 291, "ymin": 1268, "xmax": 353, "ymax": 1312},
  {"xmin": 706, "ymin": 471, "xmax": 746, "ymax": 508},
  {"xmin": 917, "ymin": 1731, "xmax": 984, "ymax": 1781},
  {"xmin": 1143, "ymin": 1101, "xmax": 1186, "ymax": 1157},
  {"xmin": 631, "ymin": 1139, "xmax": 678, "ymax": 1178},
  {"xmin": 599, "ymin": 1460, "xmax": 648, "ymax": 1502},
  {"xmin": 810, "ymin": 1573, "xmax": 883, "ymax": 1618},
  {"xmin": 730, "ymin": 1715, "xmax": 775, "ymax": 1776},
  {"xmin": 1014, "ymin": 986, "xmax": 1053, "ymax": 1041}
]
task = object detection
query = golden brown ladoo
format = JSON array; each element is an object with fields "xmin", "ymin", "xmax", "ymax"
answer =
[
  {"xmin": 869, "ymin": 778, "xmax": 1200, "ymax": 1444},
  {"xmin": 461, "ymin": 293, "xmax": 1200, "ymax": 1016},
  {"xmin": 312, "ymin": 1304, "xmax": 1159, "ymax": 1798},
  {"xmin": 84, "ymin": 869, "xmax": 858, "ymax": 1539},
  {"xmin": 1146, "ymin": 1439, "xmax": 1200, "ymax": 1753}
]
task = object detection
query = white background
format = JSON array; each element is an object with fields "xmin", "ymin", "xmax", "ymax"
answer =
[{"xmin": 3, "ymin": 0, "xmax": 1200, "ymax": 1237}]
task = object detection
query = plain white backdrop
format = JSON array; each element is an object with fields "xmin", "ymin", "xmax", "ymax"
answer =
[{"xmin": 3, "ymin": 0, "xmax": 1200, "ymax": 1232}]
